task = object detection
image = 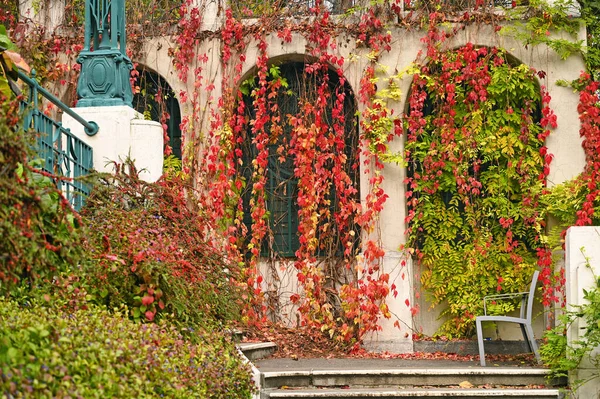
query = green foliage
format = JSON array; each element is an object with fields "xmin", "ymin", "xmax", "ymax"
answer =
[
  {"xmin": 501, "ymin": 0, "xmax": 584, "ymax": 60},
  {"xmin": 0, "ymin": 25, "xmax": 13, "ymax": 50},
  {"xmin": 541, "ymin": 175, "xmax": 600, "ymax": 253},
  {"xmin": 541, "ymin": 249, "xmax": 600, "ymax": 391},
  {"xmin": 363, "ymin": 64, "xmax": 410, "ymax": 165},
  {"xmin": 240, "ymin": 64, "xmax": 288, "ymax": 96},
  {"xmin": 0, "ymin": 98, "xmax": 83, "ymax": 295},
  {"xmin": 79, "ymin": 163, "xmax": 242, "ymax": 331},
  {"xmin": 0, "ymin": 298, "xmax": 255, "ymax": 398},
  {"xmin": 542, "ymin": 175, "xmax": 600, "ymax": 225},
  {"xmin": 163, "ymin": 153, "xmax": 184, "ymax": 177},
  {"xmin": 578, "ymin": 0, "xmax": 600, "ymax": 78},
  {"xmin": 406, "ymin": 47, "xmax": 546, "ymax": 337}
]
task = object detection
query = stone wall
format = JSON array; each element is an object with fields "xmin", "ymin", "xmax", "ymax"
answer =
[{"xmin": 21, "ymin": 0, "xmax": 589, "ymax": 350}]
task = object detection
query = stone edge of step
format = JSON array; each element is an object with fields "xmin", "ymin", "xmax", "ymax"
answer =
[
  {"xmin": 265, "ymin": 387, "xmax": 563, "ymax": 398},
  {"xmin": 239, "ymin": 342, "xmax": 279, "ymax": 351},
  {"xmin": 261, "ymin": 368, "xmax": 552, "ymax": 378}
]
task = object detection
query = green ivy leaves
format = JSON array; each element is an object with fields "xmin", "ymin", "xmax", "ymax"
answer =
[{"xmin": 405, "ymin": 45, "xmax": 547, "ymax": 337}]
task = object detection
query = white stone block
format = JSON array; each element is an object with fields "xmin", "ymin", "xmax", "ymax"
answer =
[
  {"xmin": 565, "ymin": 226, "xmax": 600, "ymax": 398},
  {"xmin": 62, "ymin": 105, "xmax": 163, "ymax": 182}
]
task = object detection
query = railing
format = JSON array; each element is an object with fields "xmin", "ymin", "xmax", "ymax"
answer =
[{"xmin": 17, "ymin": 69, "xmax": 98, "ymax": 210}]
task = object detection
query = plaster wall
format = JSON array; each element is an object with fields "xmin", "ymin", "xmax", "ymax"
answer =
[
  {"xmin": 24, "ymin": 0, "xmax": 589, "ymax": 350},
  {"xmin": 20, "ymin": 0, "xmax": 65, "ymax": 32},
  {"xmin": 257, "ymin": 259, "xmax": 302, "ymax": 326},
  {"xmin": 62, "ymin": 106, "xmax": 164, "ymax": 182},
  {"xmin": 135, "ymin": 19, "xmax": 586, "ymax": 347}
]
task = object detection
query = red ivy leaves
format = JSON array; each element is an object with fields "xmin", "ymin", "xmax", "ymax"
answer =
[
  {"xmin": 405, "ymin": 40, "xmax": 556, "ymax": 335},
  {"xmin": 575, "ymin": 74, "xmax": 600, "ymax": 226},
  {"xmin": 173, "ymin": 0, "xmax": 203, "ymax": 82}
]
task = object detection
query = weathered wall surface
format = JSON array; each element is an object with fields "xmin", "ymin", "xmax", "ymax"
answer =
[
  {"xmin": 117, "ymin": 9, "xmax": 589, "ymax": 348},
  {"xmin": 21, "ymin": 0, "xmax": 588, "ymax": 350}
]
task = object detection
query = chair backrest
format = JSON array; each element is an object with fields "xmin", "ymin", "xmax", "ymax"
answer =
[{"xmin": 525, "ymin": 270, "xmax": 540, "ymax": 322}]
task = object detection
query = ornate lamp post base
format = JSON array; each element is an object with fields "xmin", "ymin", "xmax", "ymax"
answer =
[{"xmin": 77, "ymin": 49, "xmax": 133, "ymax": 108}]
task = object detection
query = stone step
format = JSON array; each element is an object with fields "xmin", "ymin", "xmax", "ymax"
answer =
[
  {"xmin": 414, "ymin": 340, "xmax": 544, "ymax": 356},
  {"xmin": 262, "ymin": 387, "xmax": 563, "ymax": 399},
  {"xmin": 228, "ymin": 328, "xmax": 245, "ymax": 343},
  {"xmin": 260, "ymin": 368, "xmax": 563, "ymax": 389},
  {"xmin": 239, "ymin": 341, "xmax": 278, "ymax": 361}
]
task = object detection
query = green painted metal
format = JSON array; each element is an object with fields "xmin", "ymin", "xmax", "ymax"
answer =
[
  {"xmin": 18, "ymin": 70, "xmax": 99, "ymax": 136},
  {"xmin": 19, "ymin": 70, "xmax": 95, "ymax": 210},
  {"xmin": 77, "ymin": 0, "xmax": 133, "ymax": 107}
]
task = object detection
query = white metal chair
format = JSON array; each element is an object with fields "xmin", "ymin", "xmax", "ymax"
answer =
[{"xmin": 475, "ymin": 270, "xmax": 542, "ymax": 366}]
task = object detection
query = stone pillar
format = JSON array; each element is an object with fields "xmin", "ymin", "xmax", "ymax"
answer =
[
  {"xmin": 361, "ymin": 137, "xmax": 414, "ymax": 353},
  {"xmin": 565, "ymin": 226, "xmax": 600, "ymax": 399},
  {"xmin": 362, "ymin": 251, "xmax": 414, "ymax": 353},
  {"xmin": 62, "ymin": 106, "xmax": 163, "ymax": 182}
]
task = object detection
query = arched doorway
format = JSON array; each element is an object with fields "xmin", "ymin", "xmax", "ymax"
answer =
[
  {"xmin": 132, "ymin": 68, "xmax": 182, "ymax": 159},
  {"xmin": 404, "ymin": 45, "xmax": 546, "ymax": 337}
]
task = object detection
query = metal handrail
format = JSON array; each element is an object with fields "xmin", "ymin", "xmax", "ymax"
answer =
[
  {"xmin": 17, "ymin": 68, "xmax": 96, "ymax": 210},
  {"xmin": 17, "ymin": 69, "xmax": 99, "ymax": 136}
]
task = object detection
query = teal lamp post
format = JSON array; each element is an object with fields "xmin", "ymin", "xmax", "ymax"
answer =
[{"xmin": 76, "ymin": 0, "xmax": 134, "ymax": 107}]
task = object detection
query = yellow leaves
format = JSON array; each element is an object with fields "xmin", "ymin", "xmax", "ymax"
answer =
[
  {"xmin": 0, "ymin": 50, "xmax": 20, "ymax": 98},
  {"xmin": 376, "ymin": 80, "xmax": 402, "ymax": 102},
  {"xmin": 366, "ymin": 50, "xmax": 379, "ymax": 62},
  {"xmin": 380, "ymin": 303, "xmax": 391, "ymax": 319}
]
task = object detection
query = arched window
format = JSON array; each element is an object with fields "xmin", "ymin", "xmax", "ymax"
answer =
[
  {"xmin": 239, "ymin": 61, "xmax": 359, "ymax": 257},
  {"xmin": 405, "ymin": 45, "xmax": 546, "ymax": 336},
  {"xmin": 132, "ymin": 68, "xmax": 182, "ymax": 159}
]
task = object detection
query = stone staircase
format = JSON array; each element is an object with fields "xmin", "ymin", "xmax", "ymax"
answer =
[
  {"xmin": 238, "ymin": 344, "xmax": 568, "ymax": 399},
  {"xmin": 258, "ymin": 365, "xmax": 564, "ymax": 398}
]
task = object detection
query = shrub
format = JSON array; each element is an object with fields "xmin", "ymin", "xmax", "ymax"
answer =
[
  {"xmin": 0, "ymin": 103, "xmax": 254, "ymax": 399},
  {"xmin": 540, "ymin": 250, "xmax": 600, "ymax": 391},
  {"xmin": 0, "ymin": 298, "xmax": 255, "ymax": 398},
  {"xmin": 79, "ymin": 162, "xmax": 243, "ymax": 331},
  {"xmin": 0, "ymin": 95, "xmax": 83, "ymax": 297}
]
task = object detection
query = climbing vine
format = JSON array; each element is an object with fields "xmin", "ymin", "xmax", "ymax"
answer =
[
  {"xmin": 404, "ymin": 38, "xmax": 555, "ymax": 336},
  {"xmin": 5, "ymin": 0, "xmax": 600, "ymax": 344},
  {"xmin": 574, "ymin": 73, "xmax": 600, "ymax": 226}
]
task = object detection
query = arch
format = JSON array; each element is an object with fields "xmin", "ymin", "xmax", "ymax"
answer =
[
  {"xmin": 132, "ymin": 65, "xmax": 182, "ymax": 159},
  {"xmin": 402, "ymin": 45, "xmax": 539, "ymax": 116},
  {"xmin": 404, "ymin": 44, "xmax": 546, "ymax": 336},
  {"xmin": 238, "ymin": 52, "xmax": 359, "ymax": 103},
  {"xmin": 238, "ymin": 58, "xmax": 360, "ymax": 257}
]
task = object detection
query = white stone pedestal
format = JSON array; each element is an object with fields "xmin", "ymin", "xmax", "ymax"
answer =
[
  {"xmin": 62, "ymin": 106, "xmax": 163, "ymax": 182},
  {"xmin": 565, "ymin": 226, "xmax": 600, "ymax": 398}
]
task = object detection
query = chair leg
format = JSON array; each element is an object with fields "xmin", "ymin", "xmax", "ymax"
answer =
[
  {"xmin": 476, "ymin": 318, "xmax": 486, "ymax": 366},
  {"xmin": 520, "ymin": 324, "xmax": 533, "ymax": 353},
  {"xmin": 524, "ymin": 323, "xmax": 541, "ymax": 364}
]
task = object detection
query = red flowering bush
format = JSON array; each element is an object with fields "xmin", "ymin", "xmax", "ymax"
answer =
[
  {"xmin": 0, "ymin": 94, "xmax": 84, "ymax": 296},
  {"xmin": 79, "ymin": 162, "xmax": 243, "ymax": 331}
]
